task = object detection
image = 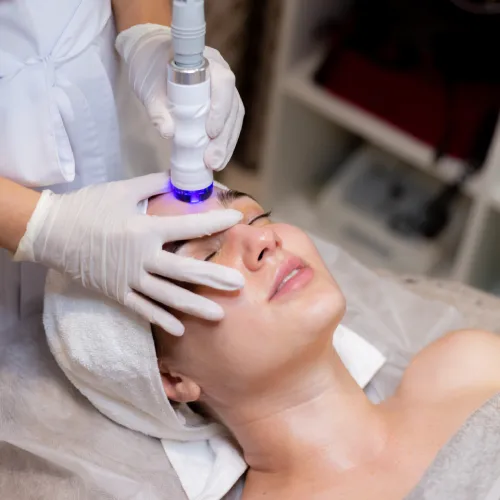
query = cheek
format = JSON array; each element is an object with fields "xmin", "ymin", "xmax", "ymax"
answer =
[
  {"xmin": 183, "ymin": 287, "xmax": 268, "ymax": 347},
  {"xmin": 201, "ymin": 288, "xmax": 272, "ymax": 346},
  {"xmin": 277, "ymin": 225, "xmax": 320, "ymax": 260},
  {"xmin": 196, "ymin": 288, "xmax": 281, "ymax": 354},
  {"xmin": 181, "ymin": 292, "xmax": 278, "ymax": 389}
]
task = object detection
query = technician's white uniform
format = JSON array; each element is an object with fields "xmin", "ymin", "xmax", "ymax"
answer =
[{"xmin": 0, "ymin": 0, "xmax": 167, "ymax": 335}]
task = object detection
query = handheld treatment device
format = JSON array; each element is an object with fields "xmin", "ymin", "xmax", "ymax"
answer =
[{"xmin": 168, "ymin": 0, "xmax": 213, "ymax": 203}]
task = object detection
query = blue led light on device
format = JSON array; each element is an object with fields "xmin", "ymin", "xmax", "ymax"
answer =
[{"xmin": 171, "ymin": 181, "xmax": 213, "ymax": 204}]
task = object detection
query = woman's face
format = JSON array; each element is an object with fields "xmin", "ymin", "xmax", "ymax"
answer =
[{"xmin": 149, "ymin": 188, "xmax": 345, "ymax": 407}]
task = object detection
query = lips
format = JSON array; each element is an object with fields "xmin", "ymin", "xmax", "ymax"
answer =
[{"xmin": 269, "ymin": 256, "xmax": 308, "ymax": 300}]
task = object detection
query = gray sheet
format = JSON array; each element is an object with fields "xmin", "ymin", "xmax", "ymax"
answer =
[
  {"xmin": 406, "ymin": 392, "xmax": 500, "ymax": 500},
  {"xmin": 0, "ymin": 316, "xmax": 184, "ymax": 500}
]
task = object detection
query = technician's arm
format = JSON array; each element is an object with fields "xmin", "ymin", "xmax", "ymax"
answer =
[
  {"xmin": 0, "ymin": 177, "xmax": 40, "ymax": 253},
  {"xmin": 111, "ymin": 0, "xmax": 172, "ymax": 32}
]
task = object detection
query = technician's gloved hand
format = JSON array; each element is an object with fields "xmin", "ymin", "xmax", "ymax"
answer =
[
  {"xmin": 116, "ymin": 24, "xmax": 244, "ymax": 172},
  {"xmin": 14, "ymin": 173, "xmax": 244, "ymax": 336}
]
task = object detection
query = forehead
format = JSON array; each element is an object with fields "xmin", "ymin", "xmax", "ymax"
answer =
[{"xmin": 147, "ymin": 187, "xmax": 258, "ymax": 217}]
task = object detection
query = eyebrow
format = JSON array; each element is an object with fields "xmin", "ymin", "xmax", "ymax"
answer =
[
  {"xmin": 167, "ymin": 189, "xmax": 253, "ymax": 254},
  {"xmin": 217, "ymin": 189, "xmax": 255, "ymax": 207}
]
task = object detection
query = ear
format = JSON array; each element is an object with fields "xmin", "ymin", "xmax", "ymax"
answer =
[{"xmin": 159, "ymin": 369, "xmax": 201, "ymax": 403}]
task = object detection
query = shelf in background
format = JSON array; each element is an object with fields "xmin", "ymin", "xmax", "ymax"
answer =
[
  {"xmin": 281, "ymin": 53, "xmax": 482, "ymax": 198},
  {"xmin": 259, "ymin": 0, "xmax": 500, "ymax": 293}
]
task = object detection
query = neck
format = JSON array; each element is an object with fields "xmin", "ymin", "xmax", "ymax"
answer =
[{"xmin": 214, "ymin": 349, "xmax": 389, "ymax": 480}]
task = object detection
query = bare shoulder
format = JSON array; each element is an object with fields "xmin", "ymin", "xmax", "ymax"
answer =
[{"xmin": 398, "ymin": 329, "xmax": 500, "ymax": 400}]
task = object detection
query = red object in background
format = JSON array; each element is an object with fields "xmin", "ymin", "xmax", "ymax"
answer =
[{"xmin": 317, "ymin": 49, "xmax": 499, "ymax": 161}]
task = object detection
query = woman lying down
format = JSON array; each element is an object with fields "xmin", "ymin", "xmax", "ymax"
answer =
[{"xmin": 45, "ymin": 185, "xmax": 500, "ymax": 500}]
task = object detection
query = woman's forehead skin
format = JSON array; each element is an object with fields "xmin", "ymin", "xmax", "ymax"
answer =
[{"xmin": 147, "ymin": 187, "xmax": 262, "ymax": 218}]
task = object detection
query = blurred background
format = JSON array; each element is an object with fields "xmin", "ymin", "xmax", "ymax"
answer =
[{"xmin": 206, "ymin": 0, "xmax": 500, "ymax": 295}]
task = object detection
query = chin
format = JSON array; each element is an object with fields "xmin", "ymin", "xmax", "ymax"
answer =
[{"xmin": 291, "ymin": 276, "xmax": 345, "ymax": 341}]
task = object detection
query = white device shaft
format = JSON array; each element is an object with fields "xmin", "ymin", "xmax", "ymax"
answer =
[{"xmin": 167, "ymin": 77, "xmax": 212, "ymax": 191}]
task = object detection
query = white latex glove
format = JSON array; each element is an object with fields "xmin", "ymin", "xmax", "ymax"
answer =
[
  {"xmin": 14, "ymin": 173, "xmax": 244, "ymax": 336},
  {"xmin": 116, "ymin": 24, "xmax": 244, "ymax": 172}
]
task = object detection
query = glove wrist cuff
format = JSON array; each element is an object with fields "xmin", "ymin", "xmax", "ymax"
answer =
[{"xmin": 13, "ymin": 190, "xmax": 57, "ymax": 263}]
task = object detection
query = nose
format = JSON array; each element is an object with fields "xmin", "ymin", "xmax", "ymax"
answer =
[{"xmin": 225, "ymin": 224, "xmax": 281, "ymax": 271}]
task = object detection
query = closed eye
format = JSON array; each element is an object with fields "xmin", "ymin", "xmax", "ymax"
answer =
[
  {"xmin": 249, "ymin": 211, "xmax": 272, "ymax": 225},
  {"xmin": 204, "ymin": 251, "xmax": 218, "ymax": 262}
]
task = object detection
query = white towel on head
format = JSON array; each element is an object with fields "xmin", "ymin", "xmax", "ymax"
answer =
[
  {"xmin": 43, "ymin": 271, "xmax": 217, "ymax": 442},
  {"xmin": 43, "ymin": 270, "xmax": 247, "ymax": 500}
]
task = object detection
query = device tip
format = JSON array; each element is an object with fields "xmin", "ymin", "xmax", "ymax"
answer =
[{"xmin": 171, "ymin": 182, "xmax": 214, "ymax": 203}]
